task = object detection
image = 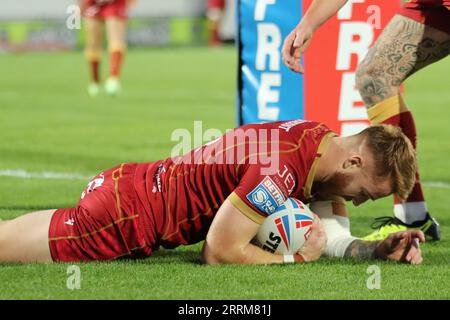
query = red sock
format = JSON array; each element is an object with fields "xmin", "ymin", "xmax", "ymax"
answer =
[
  {"xmin": 110, "ymin": 51, "xmax": 123, "ymax": 78},
  {"xmin": 208, "ymin": 21, "xmax": 221, "ymax": 46},
  {"xmin": 90, "ymin": 60, "xmax": 100, "ymax": 83}
]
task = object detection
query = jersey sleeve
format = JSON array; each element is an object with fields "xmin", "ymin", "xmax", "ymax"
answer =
[{"xmin": 228, "ymin": 161, "xmax": 298, "ymax": 225}]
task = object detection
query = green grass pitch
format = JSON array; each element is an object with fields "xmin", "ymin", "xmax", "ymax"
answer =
[{"xmin": 0, "ymin": 47, "xmax": 449, "ymax": 299}]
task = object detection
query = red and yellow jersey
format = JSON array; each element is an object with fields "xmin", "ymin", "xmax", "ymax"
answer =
[
  {"xmin": 400, "ymin": 0, "xmax": 450, "ymax": 34},
  {"xmin": 85, "ymin": 0, "xmax": 125, "ymax": 6},
  {"xmin": 84, "ymin": 0, "xmax": 127, "ymax": 7},
  {"xmin": 207, "ymin": 0, "xmax": 226, "ymax": 10},
  {"xmin": 133, "ymin": 120, "xmax": 335, "ymax": 249},
  {"xmin": 403, "ymin": 0, "xmax": 450, "ymax": 9}
]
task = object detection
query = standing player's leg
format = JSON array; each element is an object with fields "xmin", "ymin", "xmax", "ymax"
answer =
[
  {"xmin": 0, "ymin": 210, "xmax": 55, "ymax": 263},
  {"xmin": 104, "ymin": 17, "xmax": 126, "ymax": 96},
  {"xmin": 355, "ymin": 14, "xmax": 450, "ymax": 241},
  {"xmin": 84, "ymin": 17, "xmax": 103, "ymax": 97},
  {"xmin": 206, "ymin": 0, "xmax": 226, "ymax": 46}
]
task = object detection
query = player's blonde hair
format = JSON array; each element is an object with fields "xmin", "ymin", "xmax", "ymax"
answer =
[{"xmin": 359, "ymin": 124, "xmax": 417, "ymax": 200}]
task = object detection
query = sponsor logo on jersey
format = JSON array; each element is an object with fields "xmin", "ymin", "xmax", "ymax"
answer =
[
  {"xmin": 247, "ymin": 176, "xmax": 286, "ymax": 215},
  {"xmin": 277, "ymin": 165, "xmax": 295, "ymax": 194},
  {"xmin": 278, "ymin": 119, "xmax": 308, "ymax": 132},
  {"xmin": 64, "ymin": 218, "xmax": 75, "ymax": 226},
  {"xmin": 152, "ymin": 163, "xmax": 166, "ymax": 193},
  {"xmin": 81, "ymin": 174, "xmax": 105, "ymax": 199}
]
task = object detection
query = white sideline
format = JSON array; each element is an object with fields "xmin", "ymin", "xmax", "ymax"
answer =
[
  {"xmin": 0, "ymin": 169, "xmax": 89, "ymax": 181},
  {"xmin": 1, "ymin": 169, "xmax": 450, "ymax": 190},
  {"xmin": 422, "ymin": 181, "xmax": 450, "ymax": 189}
]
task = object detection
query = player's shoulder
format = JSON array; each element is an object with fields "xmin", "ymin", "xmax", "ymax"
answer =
[
  {"xmin": 238, "ymin": 119, "xmax": 329, "ymax": 131},
  {"xmin": 275, "ymin": 119, "xmax": 334, "ymax": 140},
  {"xmin": 234, "ymin": 120, "xmax": 335, "ymax": 143}
]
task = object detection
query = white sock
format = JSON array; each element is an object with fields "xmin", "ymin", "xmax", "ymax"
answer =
[{"xmin": 394, "ymin": 202, "xmax": 428, "ymax": 225}]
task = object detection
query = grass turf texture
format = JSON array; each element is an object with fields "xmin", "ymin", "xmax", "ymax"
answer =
[{"xmin": 0, "ymin": 47, "xmax": 449, "ymax": 300}]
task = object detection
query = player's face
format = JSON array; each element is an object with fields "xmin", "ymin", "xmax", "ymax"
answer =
[
  {"xmin": 317, "ymin": 170, "xmax": 393, "ymax": 206},
  {"xmin": 345, "ymin": 173, "xmax": 393, "ymax": 206},
  {"xmin": 341, "ymin": 152, "xmax": 394, "ymax": 206}
]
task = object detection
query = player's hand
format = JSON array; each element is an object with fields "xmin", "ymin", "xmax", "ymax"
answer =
[
  {"xmin": 375, "ymin": 230, "xmax": 425, "ymax": 264},
  {"xmin": 282, "ymin": 22, "xmax": 313, "ymax": 74},
  {"xmin": 297, "ymin": 215, "xmax": 327, "ymax": 262}
]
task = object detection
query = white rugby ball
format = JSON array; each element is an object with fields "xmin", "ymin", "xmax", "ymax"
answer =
[{"xmin": 253, "ymin": 198, "xmax": 314, "ymax": 254}]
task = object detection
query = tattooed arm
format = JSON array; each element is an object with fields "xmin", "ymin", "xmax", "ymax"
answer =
[
  {"xmin": 344, "ymin": 231, "xmax": 425, "ymax": 264},
  {"xmin": 344, "ymin": 239, "xmax": 379, "ymax": 260}
]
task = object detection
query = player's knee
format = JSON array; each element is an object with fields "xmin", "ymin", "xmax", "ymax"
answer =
[
  {"xmin": 355, "ymin": 63, "xmax": 398, "ymax": 105},
  {"xmin": 84, "ymin": 48, "xmax": 102, "ymax": 61},
  {"xmin": 108, "ymin": 41, "xmax": 126, "ymax": 54},
  {"xmin": 355, "ymin": 63, "xmax": 374, "ymax": 93}
]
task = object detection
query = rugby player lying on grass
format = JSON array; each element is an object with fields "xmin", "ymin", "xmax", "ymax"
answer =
[{"xmin": 0, "ymin": 120, "xmax": 424, "ymax": 264}]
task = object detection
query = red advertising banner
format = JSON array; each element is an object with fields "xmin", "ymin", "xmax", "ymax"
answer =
[{"xmin": 303, "ymin": 0, "xmax": 401, "ymax": 136}]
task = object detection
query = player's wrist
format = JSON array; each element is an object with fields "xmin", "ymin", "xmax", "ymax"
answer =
[
  {"xmin": 297, "ymin": 246, "xmax": 313, "ymax": 262},
  {"xmin": 295, "ymin": 253, "xmax": 307, "ymax": 263},
  {"xmin": 373, "ymin": 240, "xmax": 387, "ymax": 260}
]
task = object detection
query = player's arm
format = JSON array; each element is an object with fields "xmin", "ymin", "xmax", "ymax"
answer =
[
  {"xmin": 202, "ymin": 199, "xmax": 326, "ymax": 265},
  {"xmin": 282, "ymin": 0, "xmax": 348, "ymax": 73},
  {"xmin": 344, "ymin": 231, "xmax": 425, "ymax": 264},
  {"xmin": 311, "ymin": 200, "xmax": 425, "ymax": 264},
  {"xmin": 297, "ymin": 0, "xmax": 348, "ymax": 31}
]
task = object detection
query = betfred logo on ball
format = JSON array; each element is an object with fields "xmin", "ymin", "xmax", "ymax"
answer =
[{"xmin": 254, "ymin": 198, "xmax": 314, "ymax": 254}]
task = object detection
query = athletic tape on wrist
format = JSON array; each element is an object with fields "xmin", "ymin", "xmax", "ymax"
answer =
[
  {"xmin": 283, "ymin": 254, "xmax": 295, "ymax": 263},
  {"xmin": 283, "ymin": 254, "xmax": 305, "ymax": 263}
]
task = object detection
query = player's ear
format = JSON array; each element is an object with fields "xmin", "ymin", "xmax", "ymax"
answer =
[{"xmin": 343, "ymin": 155, "xmax": 363, "ymax": 169}]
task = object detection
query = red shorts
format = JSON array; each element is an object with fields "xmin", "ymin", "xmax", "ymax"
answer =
[
  {"xmin": 83, "ymin": 0, "xmax": 128, "ymax": 21},
  {"xmin": 48, "ymin": 163, "xmax": 155, "ymax": 262},
  {"xmin": 399, "ymin": 2, "xmax": 450, "ymax": 34},
  {"xmin": 207, "ymin": 0, "xmax": 226, "ymax": 10}
]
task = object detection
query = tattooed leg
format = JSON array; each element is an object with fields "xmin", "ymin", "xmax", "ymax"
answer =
[
  {"xmin": 355, "ymin": 15, "xmax": 449, "ymax": 233},
  {"xmin": 355, "ymin": 14, "xmax": 450, "ymax": 107}
]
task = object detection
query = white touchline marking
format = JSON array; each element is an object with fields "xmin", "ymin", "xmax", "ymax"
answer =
[
  {"xmin": 0, "ymin": 169, "xmax": 90, "ymax": 181},
  {"xmin": 1, "ymin": 169, "xmax": 450, "ymax": 189},
  {"xmin": 422, "ymin": 181, "xmax": 450, "ymax": 189}
]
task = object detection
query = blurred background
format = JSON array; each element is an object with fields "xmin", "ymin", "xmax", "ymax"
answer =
[
  {"xmin": 0, "ymin": 0, "xmax": 238, "ymax": 177},
  {"xmin": 0, "ymin": 0, "xmax": 236, "ymax": 51}
]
